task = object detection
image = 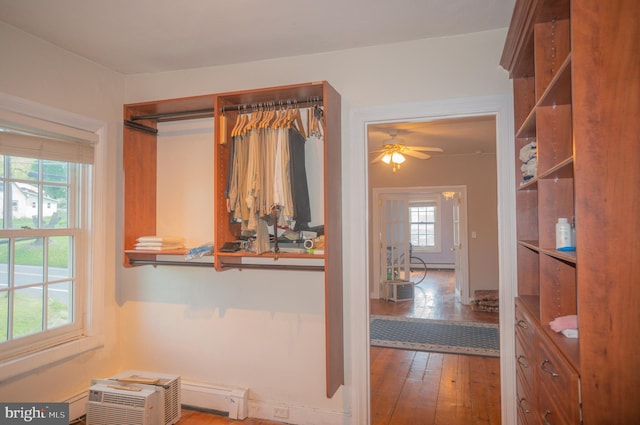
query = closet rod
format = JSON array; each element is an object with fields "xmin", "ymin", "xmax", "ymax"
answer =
[
  {"xmin": 128, "ymin": 259, "xmax": 214, "ymax": 267},
  {"xmin": 221, "ymin": 97, "xmax": 323, "ymax": 114},
  {"xmin": 124, "ymin": 120, "xmax": 158, "ymax": 135},
  {"xmin": 130, "ymin": 108, "xmax": 214, "ymax": 122},
  {"xmin": 218, "ymin": 262, "xmax": 324, "ymax": 272}
]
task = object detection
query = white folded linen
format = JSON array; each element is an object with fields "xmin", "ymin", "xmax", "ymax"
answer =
[{"xmin": 136, "ymin": 236, "xmax": 184, "ymax": 244}]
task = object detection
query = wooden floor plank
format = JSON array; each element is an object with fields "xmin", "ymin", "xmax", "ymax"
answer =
[
  {"xmin": 456, "ymin": 355, "xmax": 473, "ymax": 423},
  {"xmin": 371, "ymin": 348, "xmax": 415, "ymax": 425},
  {"xmin": 388, "ymin": 352, "xmax": 443, "ymax": 425}
]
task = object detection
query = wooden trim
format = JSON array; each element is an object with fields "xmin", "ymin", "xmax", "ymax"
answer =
[{"xmin": 323, "ymin": 82, "xmax": 344, "ymax": 397}]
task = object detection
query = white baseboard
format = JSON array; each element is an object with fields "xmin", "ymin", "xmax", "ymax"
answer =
[
  {"xmin": 181, "ymin": 380, "xmax": 248, "ymax": 420},
  {"xmin": 249, "ymin": 399, "xmax": 347, "ymax": 425},
  {"xmin": 65, "ymin": 391, "xmax": 88, "ymax": 422},
  {"xmin": 65, "ymin": 379, "xmax": 347, "ymax": 424},
  {"xmin": 425, "ymin": 263, "xmax": 455, "ymax": 269}
]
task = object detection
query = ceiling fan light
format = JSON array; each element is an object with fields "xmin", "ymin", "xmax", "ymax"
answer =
[
  {"xmin": 391, "ymin": 152, "xmax": 406, "ymax": 164},
  {"xmin": 381, "ymin": 153, "xmax": 392, "ymax": 164}
]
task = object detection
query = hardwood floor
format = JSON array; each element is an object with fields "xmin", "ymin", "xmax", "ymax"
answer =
[{"xmin": 370, "ymin": 270, "xmax": 501, "ymax": 425}]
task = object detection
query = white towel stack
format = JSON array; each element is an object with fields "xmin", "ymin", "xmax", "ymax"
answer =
[
  {"xmin": 519, "ymin": 140, "xmax": 537, "ymax": 185},
  {"xmin": 134, "ymin": 236, "xmax": 185, "ymax": 251}
]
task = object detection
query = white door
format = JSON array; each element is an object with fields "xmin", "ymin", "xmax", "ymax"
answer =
[
  {"xmin": 379, "ymin": 195, "xmax": 410, "ymax": 294},
  {"xmin": 452, "ymin": 191, "xmax": 469, "ymax": 302},
  {"xmin": 452, "ymin": 195, "xmax": 462, "ymax": 295}
]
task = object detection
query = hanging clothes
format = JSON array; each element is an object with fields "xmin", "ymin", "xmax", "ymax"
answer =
[
  {"xmin": 288, "ymin": 127, "xmax": 311, "ymax": 230},
  {"xmin": 224, "ymin": 104, "xmax": 321, "ymax": 253}
]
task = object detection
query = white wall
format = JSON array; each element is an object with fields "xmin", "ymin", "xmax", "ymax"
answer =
[
  {"xmin": 122, "ymin": 28, "xmax": 511, "ymax": 422},
  {"xmin": 0, "ymin": 22, "xmax": 124, "ymax": 402}
]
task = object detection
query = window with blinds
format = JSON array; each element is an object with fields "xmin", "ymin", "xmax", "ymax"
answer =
[{"xmin": 0, "ymin": 112, "xmax": 94, "ymax": 362}]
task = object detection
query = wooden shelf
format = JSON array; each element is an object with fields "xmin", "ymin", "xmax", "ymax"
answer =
[
  {"xmin": 539, "ymin": 247, "xmax": 576, "ymax": 264},
  {"xmin": 537, "ymin": 156, "xmax": 573, "ymax": 180},
  {"xmin": 517, "ymin": 295, "xmax": 541, "ymax": 320},
  {"xmin": 516, "ymin": 107, "xmax": 536, "ymax": 139},
  {"xmin": 124, "ymin": 251, "xmax": 214, "ymax": 267},
  {"xmin": 538, "ymin": 54, "xmax": 572, "ymax": 107},
  {"xmin": 518, "ymin": 240, "xmax": 540, "ymax": 251},
  {"xmin": 215, "ymin": 250, "xmax": 323, "ymax": 259},
  {"xmin": 518, "ymin": 177, "xmax": 538, "ymax": 190}
]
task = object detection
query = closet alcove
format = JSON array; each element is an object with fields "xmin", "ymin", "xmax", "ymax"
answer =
[{"xmin": 122, "ymin": 81, "xmax": 344, "ymax": 397}]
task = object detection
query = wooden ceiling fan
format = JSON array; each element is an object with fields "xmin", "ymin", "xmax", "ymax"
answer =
[{"xmin": 370, "ymin": 133, "xmax": 443, "ymax": 172}]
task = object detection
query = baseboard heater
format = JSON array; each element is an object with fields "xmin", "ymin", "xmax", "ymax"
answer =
[{"xmin": 181, "ymin": 380, "xmax": 248, "ymax": 420}]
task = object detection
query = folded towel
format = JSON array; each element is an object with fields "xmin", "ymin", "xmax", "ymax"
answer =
[
  {"xmin": 134, "ymin": 242, "xmax": 164, "ymax": 247},
  {"xmin": 549, "ymin": 315, "xmax": 578, "ymax": 332},
  {"xmin": 561, "ymin": 328, "xmax": 578, "ymax": 339},
  {"xmin": 136, "ymin": 236, "xmax": 185, "ymax": 244},
  {"xmin": 519, "ymin": 141, "xmax": 537, "ymax": 162}
]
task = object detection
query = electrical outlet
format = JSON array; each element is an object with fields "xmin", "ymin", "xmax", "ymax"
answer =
[{"xmin": 274, "ymin": 406, "xmax": 289, "ymax": 419}]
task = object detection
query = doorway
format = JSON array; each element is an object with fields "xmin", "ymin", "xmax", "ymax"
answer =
[
  {"xmin": 346, "ymin": 95, "xmax": 518, "ymax": 424},
  {"xmin": 370, "ymin": 185, "xmax": 469, "ymax": 303}
]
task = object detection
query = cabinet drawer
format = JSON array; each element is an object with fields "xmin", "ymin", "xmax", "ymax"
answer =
[
  {"xmin": 515, "ymin": 300, "xmax": 536, "ymax": 352},
  {"xmin": 536, "ymin": 336, "xmax": 581, "ymax": 424},
  {"xmin": 515, "ymin": 333, "xmax": 536, "ymax": 391},
  {"xmin": 517, "ymin": 373, "xmax": 540, "ymax": 425}
]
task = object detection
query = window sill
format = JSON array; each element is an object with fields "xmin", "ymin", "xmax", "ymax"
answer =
[{"xmin": 0, "ymin": 335, "xmax": 104, "ymax": 382}]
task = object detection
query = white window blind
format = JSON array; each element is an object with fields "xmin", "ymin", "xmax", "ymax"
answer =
[{"xmin": 0, "ymin": 107, "xmax": 96, "ymax": 163}]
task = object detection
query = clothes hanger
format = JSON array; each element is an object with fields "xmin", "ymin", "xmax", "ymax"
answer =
[
  {"xmin": 293, "ymin": 106, "xmax": 306, "ymax": 138},
  {"xmin": 231, "ymin": 111, "xmax": 243, "ymax": 137}
]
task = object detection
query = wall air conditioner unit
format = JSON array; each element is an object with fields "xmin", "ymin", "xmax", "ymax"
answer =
[
  {"xmin": 86, "ymin": 382, "xmax": 161, "ymax": 425},
  {"xmin": 108, "ymin": 371, "xmax": 181, "ymax": 425},
  {"xmin": 385, "ymin": 279, "xmax": 414, "ymax": 302}
]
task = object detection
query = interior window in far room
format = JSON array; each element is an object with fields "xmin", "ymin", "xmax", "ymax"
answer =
[{"xmin": 409, "ymin": 196, "xmax": 440, "ymax": 252}]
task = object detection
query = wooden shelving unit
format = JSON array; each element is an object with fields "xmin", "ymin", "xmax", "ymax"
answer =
[
  {"xmin": 503, "ymin": 0, "xmax": 640, "ymax": 423},
  {"xmin": 122, "ymin": 81, "xmax": 344, "ymax": 398}
]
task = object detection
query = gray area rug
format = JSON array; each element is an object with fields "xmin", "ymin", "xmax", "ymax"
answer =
[{"xmin": 371, "ymin": 315, "xmax": 500, "ymax": 357}]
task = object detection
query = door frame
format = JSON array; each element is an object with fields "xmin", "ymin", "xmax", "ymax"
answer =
[
  {"xmin": 345, "ymin": 94, "xmax": 517, "ymax": 425},
  {"xmin": 371, "ymin": 185, "xmax": 469, "ymax": 302}
]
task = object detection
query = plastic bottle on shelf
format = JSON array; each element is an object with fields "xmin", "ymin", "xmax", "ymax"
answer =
[{"xmin": 556, "ymin": 218, "xmax": 574, "ymax": 251}]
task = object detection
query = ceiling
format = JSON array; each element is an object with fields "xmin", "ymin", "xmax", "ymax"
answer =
[
  {"xmin": 0, "ymin": 0, "xmax": 515, "ymax": 75},
  {"xmin": 368, "ymin": 115, "xmax": 497, "ymax": 160}
]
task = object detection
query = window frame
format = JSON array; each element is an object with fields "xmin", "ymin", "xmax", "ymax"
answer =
[
  {"xmin": 408, "ymin": 195, "xmax": 441, "ymax": 253},
  {"xmin": 0, "ymin": 159, "xmax": 90, "ymax": 361},
  {"xmin": 0, "ymin": 94, "xmax": 105, "ymax": 381}
]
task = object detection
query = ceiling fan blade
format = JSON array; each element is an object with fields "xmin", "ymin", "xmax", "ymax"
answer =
[
  {"xmin": 404, "ymin": 150, "xmax": 431, "ymax": 160},
  {"xmin": 370, "ymin": 152, "xmax": 386, "ymax": 163},
  {"xmin": 405, "ymin": 146, "xmax": 444, "ymax": 152}
]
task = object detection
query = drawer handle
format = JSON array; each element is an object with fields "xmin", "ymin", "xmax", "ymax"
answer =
[
  {"xmin": 516, "ymin": 319, "xmax": 528, "ymax": 329},
  {"xmin": 518, "ymin": 397, "xmax": 531, "ymax": 414},
  {"xmin": 540, "ymin": 360, "xmax": 559, "ymax": 377},
  {"xmin": 542, "ymin": 409, "xmax": 552, "ymax": 425},
  {"xmin": 517, "ymin": 355, "xmax": 529, "ymax": 368}
]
